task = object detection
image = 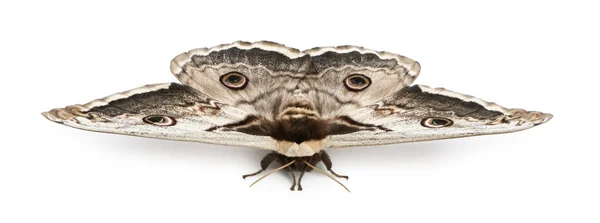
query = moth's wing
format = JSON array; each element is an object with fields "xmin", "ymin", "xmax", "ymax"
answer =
[
  {"xmin": 323, "ymin": 85, "xmax": 553, "ymax": 148},
  {"xmin": 302, "ymin": 45, "xmax": 421, "ymax": 108},
  {"xmin": 42, "ymin": 83, "xmax": 279, "ymax": 150},
  {"xmin": 169, "ymin": 41, "xmax": 312, "ymax": 106}
]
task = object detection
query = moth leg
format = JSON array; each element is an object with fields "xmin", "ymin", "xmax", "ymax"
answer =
[
  {"xmin": 287, "ymin": 166, "xmax": 296, "ymax": 191},
  {"xmin": 242, "ymin": 152, "xmax": 277, "ymax": 179},
  {"xmin": 321, "ymin": 151, "xmax": 349, "ymax": 180},
  {"xmin": 297, "ymin": 168, "xmax": 306, "ymax": 191},
  {"xmin": 297, "ymin": 155, "xmax": 317, "ymax": 191}
]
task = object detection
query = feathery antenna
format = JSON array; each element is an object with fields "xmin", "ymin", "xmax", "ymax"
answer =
[
  {"xmin": 303, "ymin": 160, "xmax": 351, "ymax": 193},
  {"xmin": 249, "ymin": 160, "xmax": 296, "ymax": 188}
]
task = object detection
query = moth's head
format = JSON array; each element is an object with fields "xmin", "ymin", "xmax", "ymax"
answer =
[{"xmin": 276, "ymin": 90, "xmax": 320, "ymax": 120}]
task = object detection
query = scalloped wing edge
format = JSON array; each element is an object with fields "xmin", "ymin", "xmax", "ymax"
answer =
[
  {"xmin": 169, "ymin": 41, "xmax": 421, "ymax": 86},
  {"xmin": 42, "ymin": 83, "xmax": 173, "ymax": 123},
  {"xmin": 417, "ymin": 84, "xmax": 553, "ymax": 125}
]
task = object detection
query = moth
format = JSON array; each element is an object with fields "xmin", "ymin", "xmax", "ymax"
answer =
[{"xmin": 43, "ymin": 41, "xmax": 552, "ymax": 192}]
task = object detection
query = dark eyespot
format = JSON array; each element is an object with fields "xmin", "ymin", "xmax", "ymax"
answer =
[
  {"xmin": 220, "ymin": 72, "xmax": 248, "ymax": 89},
  {"xmin": 143, "ymin": 115, "xmax": 176, "ymax": 126},
  {"xmin": 421, "ymin": 117, "xmax": 453, "ymax": 128},
  {"xmin": 344, "ymin": 74, "xmax": 371, "ymax": 91}
]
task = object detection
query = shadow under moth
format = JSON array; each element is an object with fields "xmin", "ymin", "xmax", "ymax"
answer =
[{"xmin": 43, "ymin": 41, "xmax": 552, "ymax": 192}]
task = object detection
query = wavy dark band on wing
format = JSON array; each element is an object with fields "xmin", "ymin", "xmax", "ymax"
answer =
[
  {"xmin": 383, "ymin": 86, "xmax": 504, "ymax": 119},
  {"xmin": 87, "ymin": 83, "xmax": 209, "ymax": 116},
  {"xmin": 190, "ymin": 47, "xmax": 312, "ymax": 73},
  {"xmin": 309, "ymin": 51, "xmax": 399, "ymax": 73},
  {"xmin": 187, "ymin": 47, "xmax": 402, "ymax": 76}
]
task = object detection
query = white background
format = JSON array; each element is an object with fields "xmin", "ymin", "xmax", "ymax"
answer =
[{"xmin": 1, "ymin": 1, "xmax": 598, "ymax": 222}]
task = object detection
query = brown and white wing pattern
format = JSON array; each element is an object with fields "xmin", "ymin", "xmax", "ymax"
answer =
[
  {"xmin": 42, "ymin": 83, "xmax": 279, "ymax": 150},
  {"xmin": 302, "ymin": 45, "xmax": 421, "ymax": 109},
  {"xmin": 42, "ymin": 41, "xmax": 553, "ymax": 157},
  {"xmin": 324, "ymin": 85, "xmax": 553, "ymax": 148},
  {"xmin": 170, "ymin": 41, "xmax": 311, "ymax": 106}
]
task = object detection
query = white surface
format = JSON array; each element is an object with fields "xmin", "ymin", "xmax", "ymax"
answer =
[{"xmin": 0, "ymin": 1, "xmax": 597, "ymax": 223}]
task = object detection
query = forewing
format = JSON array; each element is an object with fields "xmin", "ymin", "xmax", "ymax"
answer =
[
  {"xmin": 43, "ymin": 83, "xmax": 278, "ymax": 150},
  {"xmin": 324, "ymin": 85, "xmax": 553, "ymax": 148}
]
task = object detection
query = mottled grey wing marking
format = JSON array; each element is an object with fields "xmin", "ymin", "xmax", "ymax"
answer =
[
  {"xmin": 381, "ymin": 85, "xmax": 504, "ymax": 119},
  {"xmin": 88, "ymin": 83, "xmax": 206, "ymax": 117},
  {"xmin": 324, "ymin": 85, "xmax": 553, "ymax": 148},
  {"xmin": 302, "ymin": 46, "xmax": 422, "ymax": 110},
  {"xmin": 190, "ymin": 47, "xmax": 312, "ymax": 74},
  {"xmin": 308, "ymin": 51, "xmax": 403, "ymax": 74},
  {"xmin": 43, "ymin": 83, "xmax": 279, "ymax": 150},
  {"xmin": 170, "ymin": 41, "xmax": 311, "ymax": 107}
]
